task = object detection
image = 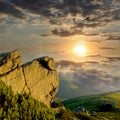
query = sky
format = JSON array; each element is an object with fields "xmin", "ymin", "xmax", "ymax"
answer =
[{"xmin": 0, "ymin": 0, "xmax": 120, "ymax": 99}]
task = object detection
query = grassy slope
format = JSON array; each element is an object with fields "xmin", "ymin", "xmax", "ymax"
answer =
[
  {"xmin": 0, "ymin": 80, "xmax": 95, "ymax": 120},
  {"xmin": 62, "ymin": 91, "xmax": 120, "ymax": 120},
  {"xmin": 62, "ymin": 90, "xmax": 120, "ymax": 110}
]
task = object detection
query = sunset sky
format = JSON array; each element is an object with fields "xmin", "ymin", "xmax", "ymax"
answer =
[{"xmin": 0, "ymin": 0, "xmax": 120, "ymax": 98}]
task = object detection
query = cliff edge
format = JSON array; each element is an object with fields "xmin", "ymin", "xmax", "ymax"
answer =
[{"xmin": 0, "ymin": 49, "xmax": 59, "ymax": 107}]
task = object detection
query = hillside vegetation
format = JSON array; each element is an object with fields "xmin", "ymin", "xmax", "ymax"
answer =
[
  {"xmin": 0, "ymin": 80, "xmax": 55, "ymax": 120},
  {"xmin": 0, "ymin": 80, "xmax": 95, "ymax": 120},
  {"xmin": 62, "ymin": 91, "xmax": 120, "ymax": 120},
  {"xmin": 1, "ymin": 78, "xmax": 120, "ymax": 120}
]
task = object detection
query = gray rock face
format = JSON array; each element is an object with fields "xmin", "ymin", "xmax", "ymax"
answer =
[{"xmin": 0, "ymin": 49, "xmax": 59, "ymax": 107}]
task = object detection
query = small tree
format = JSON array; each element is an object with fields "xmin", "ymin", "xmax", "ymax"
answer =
[{"xmin": 99, "ymin": 100, "xmax": 115, "ymax": 111}]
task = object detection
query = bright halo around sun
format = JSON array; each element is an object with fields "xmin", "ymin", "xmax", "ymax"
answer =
[{"xmin": 74, "ymin": 45, "xmax": 87, "ymax": 56}]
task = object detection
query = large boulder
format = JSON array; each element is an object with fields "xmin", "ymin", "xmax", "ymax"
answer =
[{"xmin": 0, "ymin": 49, "xmax": 59, "ymax": 107}]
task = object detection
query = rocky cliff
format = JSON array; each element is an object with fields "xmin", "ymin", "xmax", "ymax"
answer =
[{"xmin": 0, "ymin": 49, "xmax": 59, "ymax": 107}]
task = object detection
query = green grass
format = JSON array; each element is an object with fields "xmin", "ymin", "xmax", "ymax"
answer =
[
  {"xmin": 61, "ymin": 91, "xmax": 120, "ymax": 120},
  {"xmin": 62, "ymin": 91, "xmax": 120, "ymax": 111},
  {"xmin": 94, "ymin": 110, "xmax": 120, "ymax": 120}
]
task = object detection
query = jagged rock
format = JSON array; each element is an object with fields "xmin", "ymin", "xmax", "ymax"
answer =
[
  {"xmin": 0, "ymin": 50, "xmax": 59, "ymax": 107},
  {"xmin": 75, "ymin": 106, "xmax": 90, "ymax": 114},
  {"xmin": 38, "ymin": 56, "xmax": 56, "ymax": 70},
  {"xmin": 0, "ymin": 49, "xmax": 21, "ymax": 75},
  {"xmin": 0, "ymin": 67, "xmax": 25, "ymax": 93}
]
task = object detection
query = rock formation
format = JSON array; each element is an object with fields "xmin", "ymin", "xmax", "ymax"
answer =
[{"xmin": 0, "ymin": 49, "xmax": 59, "ymax": 107}]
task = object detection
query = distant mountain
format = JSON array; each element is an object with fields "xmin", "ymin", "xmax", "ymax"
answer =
[{"xmin": 56, "ymin": 74, "xmax": 103, "ymax": 99}]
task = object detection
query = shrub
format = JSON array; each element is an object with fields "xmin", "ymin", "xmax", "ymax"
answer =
[
  {"xmin": 99, "ymin": 100, "xmax": 115, "ymax": 111},
  {"xmin": 0, "ymin": 80, "xmax": 55, "ymax": 120},
  {"xmin": 51, "ymin": 101, "xmax": 64, "ymax": 108},
  {"xmin": 56, "ymin": 109, "xmax": 77, "ymax": 120},
  {"xmin": 74, "ymin": 112, "xmax": 92, "ymax": 120}
]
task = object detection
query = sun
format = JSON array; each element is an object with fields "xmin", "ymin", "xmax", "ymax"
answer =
[{"xmin": 74, "ymin": 45, "xmax": 87, "ymax": 56}]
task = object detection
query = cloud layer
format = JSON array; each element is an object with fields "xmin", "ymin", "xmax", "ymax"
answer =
[
  {"xmin": 56, "ymin": 60, "xmax": 120, "ymax": 98},
  {"xmin": 0, "ymin": 1, "xmax": 25, "ymax": 19},
  {"xmin": 0, "ymin": 0, "xmax": 120, "ymax": 38}
]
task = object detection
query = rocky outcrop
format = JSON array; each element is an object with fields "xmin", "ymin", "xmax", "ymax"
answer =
[
  {"xmin": 0, "ymin": 50, "xmax": 21, "ymax": 75},
  {"xmin": 0, "ymin": 49, "xmax": 59, "ymax": 107}
]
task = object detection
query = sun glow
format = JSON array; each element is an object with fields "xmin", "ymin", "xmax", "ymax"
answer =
[{"xmin": 74, "ymin": 45, "xmax": 87, "ymax": 56}]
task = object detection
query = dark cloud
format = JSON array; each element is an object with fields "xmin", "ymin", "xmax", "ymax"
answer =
[
  {"xmin": 56, "ymin": 60, "xmax": 101, "ymax": 69},
  {"xmin": 52, "ymin": 29, "xmax": 74, "ymax": 37},
  {"xmin": 10, "ymin": 0, "xmax": 119, "ymax": 22},
  {"xmin": 84, "ymin": 33, "xmax": 99, "ymax": 36},
  {"xmin": 12, "ymin": 0, "xmax": 53, "ymax": 17},
  {"xmin": 105, "ymin": 57, "xmax": 120, "ymax": 62},
  {"xmin": 106, "ymin": 35, "xmax": 120, "ymax": 41},
  {"xmin": 84, "ymin": 61, "xmax": 99, "ymax": 64},
  {"xmin": 0, "ymin": 20, "xmax": 5, "ymax": 25},
  {"xmin": 49, "ymin": 18, "xmax": 62, "ymax": 25},
  {"xmin": 56, "ymin": 60, "xmax": 83, "ymax": 69},
  {"xmin": 0, "ymin": 1, "xmax": 25, "ymax": 19},
  {"xmin": 52, "ymin": 28, "xmax": 83, "ymax": 37},
  {"xmin": 50, "ymin": 50, "xmax": 65, "ymax": 54},
  {"xmin": 99, "ymin": 47, "xmax": 116, "ymax": 50},
  {"xmin": 1, "ymin": 0, "xmax": 120, "ymax": 37},
  {"xmin": 88, "ymin": 40, "xmax": 102, "ymax": 43},
  {"xmin": 112, "ymin": 9, "xmax": 120, "ymax": 20},
  {"xmin": 86, "ymin": 54, "xmax": 101, "ymax": 58},
  {"xmin": 40, "ymin": 33, "xmax": 51, "ymax": 37}
]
